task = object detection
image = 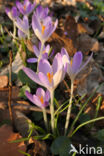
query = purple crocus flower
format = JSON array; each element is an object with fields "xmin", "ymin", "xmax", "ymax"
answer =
[
  {"xmin": 5, "ymin": 6, "xmax": 19, "ymax": 21},
  {"xmin": 15, "ymin": 16, "xmax": 29, "ymax": 37},
  {"xmin": 35, "ymin": 5, "xmax": 49, "ymax": 20},
  {"xmin": 32, "ymin": 11, "xmax": 58, "ymax": 43},
  {"xmin": 16, "ymin": 0, "xmax": 35, "ymax": 16},
  {"xmin": 61, "ymin": 48, "xmax": 93, "ymax": 81},
  {"xmin": 27, "ymin": 43, "xmax": 51, "ymax": 63},
  {"xmin": 25, "ymin": 88, "xmax": 50, "ymax": 108},
  {"xmin": 23, "ymin": 53, "xmax": 65, "ymax": 92}
]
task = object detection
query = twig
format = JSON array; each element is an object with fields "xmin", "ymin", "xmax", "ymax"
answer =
[{"xmin": 8, "ymin": 50, "xmax": 13, "ymax": 124}]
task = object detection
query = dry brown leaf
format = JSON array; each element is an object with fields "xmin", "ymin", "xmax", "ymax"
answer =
[
  {"xmin": 48, "ymin": 30, "xmax": 77, "ymax": 56},
  {"xmin": 0, "ymin": 75, "xmax": 8, "ymax": 88},
  {"xmin": 77, "ymin": 34, "xmax": 99, "ymax": 53},
  {"xmin": 0, "ymin": 124, "xmax": 26, "ymax": 156},
  {"xmin": 64, "ymin": 16, "xmax": 78, "ymax": 42},
  {"xmin": 0, "ymin": 86, "xmax": 20, "ymax": 101},
  {"xmin": 77, "ymin": 23, "xmax": 94, "ymax": 35}
]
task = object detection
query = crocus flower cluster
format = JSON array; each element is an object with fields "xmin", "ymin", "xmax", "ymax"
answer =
[{"xmin": 6, "ymin": 0, "xmax": 93, "ymax": 134}]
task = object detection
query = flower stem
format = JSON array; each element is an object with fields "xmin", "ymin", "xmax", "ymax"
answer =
[
  {"xmin": 37, "ymin": 41, "xmax": 44, "ymax": 72},
  {"xmin": 64, "ymin": 80, "xmax": 74, "ymax": 135},
  {"xmin": 50, "ymin": 90, "xmax": 54, "ymax": 133},
  {"xmin": 13, "ymin": 22, "xmax": 16, "ymax": 43},
  {"xmin": 43, "ymin": 108, "xmax": 48, "ymax": 130}
]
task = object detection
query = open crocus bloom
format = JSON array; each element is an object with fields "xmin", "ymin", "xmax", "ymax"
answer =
[
  {"xmin": 62, "ymin": 48, "xmax": 93, "ymax": 81},
  {"xmin": 23, "ymin": 53, "xmax": 65, "ymax": 92},
  {"xmin": 32, "ymin": 11, "xmax": 58, "ymax": 43},
  {"xmin": 15, "ymin": 16, "xmax": 29, "ymax": 37},
  {"xmin": 26, "ymin": 88, "xmax": 50, "ymax": 108},
  {"xmin": 16, "ymin": 0, "xmax": 35, "ymax": 16},
  {"xmin": 5, "ymin": 7, "xmax": 19, "ymax": 21},
  {"xmin": 27, "ymin": 43, "xmax": 50, "ymax": 63}
]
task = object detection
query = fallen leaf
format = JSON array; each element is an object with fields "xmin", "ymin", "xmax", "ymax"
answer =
[
  {"xmin": 0, "ymin": 124, "xmax": 26, "ymax": 156},
  {"xmin": 0, "ymin": 75, "xmax": 8, "ymax": 88}
]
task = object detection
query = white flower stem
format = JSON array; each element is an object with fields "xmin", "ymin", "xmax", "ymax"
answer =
[
  {"xmin": 13, "ymin": 22, "xmax": 16, "ymax": 42},
  {"xmin": 37, "ymin": 41, "xmax": 44, "ymax": 72},
  {"xmin": 42, "ymin": 108, "xmax": 48, "ymax": 130},
  {"xmin": 65, "ymin": 80, "xmax": 74, "ymax": 135},
  {"xmin": 50, "ymin": 90, "xmax": 54, "ymax": 133}
]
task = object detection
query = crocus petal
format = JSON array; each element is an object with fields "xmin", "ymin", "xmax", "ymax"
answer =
[
  {"xmin": 33, "ymin": 95, "xmax": 43, "ymax": 108},
  {"xmin": 52, "ymin": 53, "xmax": 63, "ymax": 74},
  {"xmin": 43, "ymin": 19, "xmax": 58, "ymax": 39},
  {"xmin": 53, "ymin": 69, "xmax": 64, "ymax": 90},
  {"xmin": 33, "ymin": 45, "xmax": 40, "ymax": 57},
  {"xmin": 27, "ymin": 58, "xmax": 38, "ymax": 63},
  {"xmin": 26, "ymin": 3, "xmax": 33, "ymax": 14},
  {"xmin": 32, "ymin": 13, "xmax": 41, "ymax": 33},
  {"xmin": 45, "ymin": 90, "xmax": 50, "ymax": 102},
  {"xmin": 42, "ymin": 101, "xmax": 49, "ymax": 108},
  {"xmin": 16, "ymin": 1, "xmax": 24, "ymax": 14},
  {"xmin": 38, "ymin": 72, "xmax": 50, "ymax": 89},
  {"xmin": 12, "ymin": 7, "xmax": 19, "ymax": 18},
  {"xmin": 72, "ymin": 51, "xmax": 83, "ymax": 74},
  {"xmin": 61, "ymin": 48, "xmax": 69, "ymax": 59},
  {"xmin": 76, "ymin": 52, "xmax": 93, "ymax": 75},
  {"xmin": 25, "ymin": 91, "xmax": 35, "ymax": 104},
  {"xmin": 38, "ymin": 59, "xmax": 52, "ymax": 75},
  {"xmin": 18, "ymin": 29, "xmax": 26, "ymax": 39},
  {"xmin": 23, "ymin": 67, "xmax": 42, "ymax": 86},
  {"xmin": 36, "ymin": 88, "xmax": 45, "ymax": 98},
  {"xmin": 42, "ymin": 53, "xmax": 48, "ymax": 59},
  {"xmin": 23, "ymin": 16, "xmax": 29, "ymax": 30}
]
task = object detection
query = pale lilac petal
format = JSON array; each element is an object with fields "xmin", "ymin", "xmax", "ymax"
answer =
[
  {"xmin": 42, "ymin": 53, "xmax": 48, "ymax": 59},
  {"xmin": 76, "ymin": 53, "xmax": 93, "ymax": 75},
  {"xmin": 26, "ymin": 3, "xmax": 33, "ymax": 14},
  {"xmin": 23, "ymin": 67, "xmax": 42, "ymax": 86},
  {"xmin": 72, "ymin": 51, "xmax": 83, "ymax": 74},
  {"xmin": 23, "ymin": 16, "xmax": 29, "ymax": 30},
  {"xmin": 16, "ymin": 1, "xmax": 24, "ymax": 14},
  {"xmin": 45, "ymin": 90, "xmax": 50, "ymax": 102},
  {"xmin": 53, "ymin": 69, "xmax": 63, "ymax": 89},
  {"xmin": 36, "ymin": 5, "xmax": 49, "ymax": 19},
  {"xmin": 42, "ymin": 101, "xmax": 49, "ymax": 107},
  {"xmin": 35, "ymin": 29, "xmax": 44, "ymax": 42},
  {"xmin": 27, "ymin": 58, "xmax": 38, "ymax": 63},
  {"xmin": 43, "ymin": 19, "xmax": 58, "ymax": 39},
  {"xmin": 38, "ymin": 59, "xmax": 52, "ymax": 75},
  {"xmin": 25, "ymin": 91, "xmax": 34, "ymax": 104},
  {"xmin": 12, "ymin": 7, "xmax": 19, "ymax": 18},
  {"xmin": 52, "ymin": 53, "xmax": 62, "ymax": 74},
  {"xmin": 18, "ymin": 29, "xmax": 26, "ymax": 39},
  {"xmin": 33, "ymin": 45, "xmax": 39, "ymax": 57},
  {"xmin": 36, "ymin": 88, "xmax": 45, "ymax": 98},
  {"xmin": 61, "ymin": 48, "xmax": 69, "ymax": 59},
  {"xmin": 24, "ymin": 0, "xmax": 30, "ymax": 6},
  {"xmin": 38, "ymin": 72, "xmax": 50, "ymax": 89},
  {"xmin": 33, "ymin": 95, "xmax": 43, "ymax": 108},
  {"xmin": 45, "ymin": 44, "xmax": 50, "ymax": 53},
  {"xmin": 32, "ymin": 13, "xmax": 41, "ymax": 33}
]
